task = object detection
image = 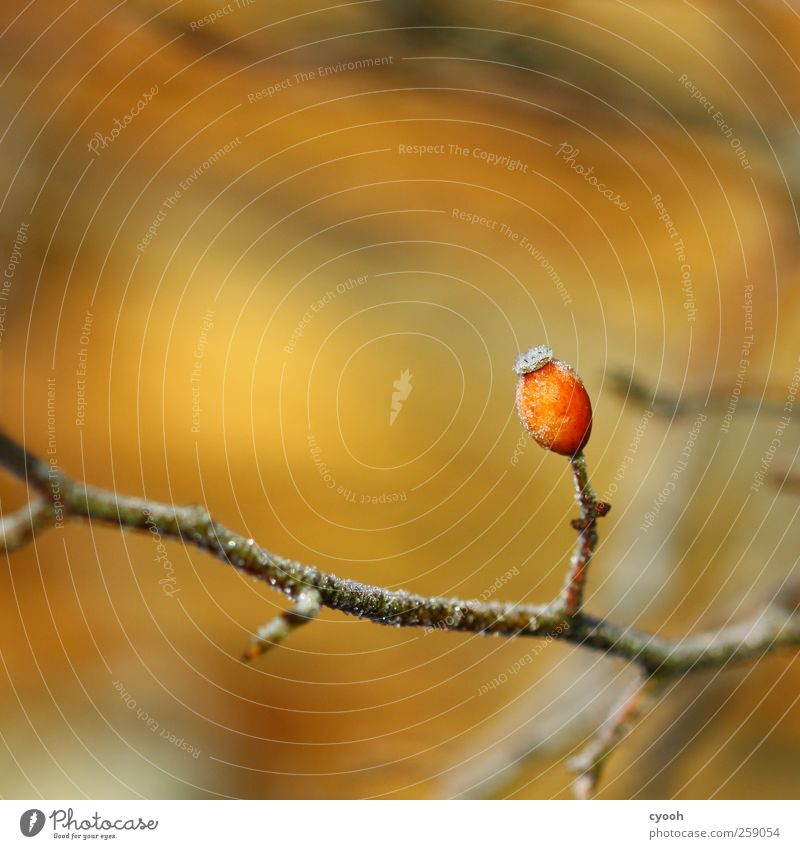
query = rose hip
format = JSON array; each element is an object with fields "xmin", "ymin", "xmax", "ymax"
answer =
[{"xmin": 514, "ymin": 345, "xmax": 592, "ymax": 456}]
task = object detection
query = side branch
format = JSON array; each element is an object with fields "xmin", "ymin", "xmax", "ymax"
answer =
[{"xmin": 243, "ymin": 587, "xmax": 321, "ymax": 661}]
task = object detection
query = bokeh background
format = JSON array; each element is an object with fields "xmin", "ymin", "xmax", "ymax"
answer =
[{"xmin": 1, "ymin": 0, "xmax": 799, "ymax": 799}]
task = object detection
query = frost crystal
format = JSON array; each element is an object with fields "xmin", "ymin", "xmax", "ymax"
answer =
[{"xmin": 513, "ymin": 345, "xmax": 553, "ymax": 375}]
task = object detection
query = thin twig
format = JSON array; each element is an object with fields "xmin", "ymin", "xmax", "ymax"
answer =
[
  {"xmin": 608, "ymin": 369, "xmax": 787, "ymax": 420},
  {"xmin": 0, "ymin": 498, "xmax": 54, "ymax": 551},
  {"xmin": 568, "ymin": 672, "xmax": 664, "ymax": 799}
]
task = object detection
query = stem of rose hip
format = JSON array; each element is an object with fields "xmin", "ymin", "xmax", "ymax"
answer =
[{"xmin": 560, "ymin": 451, "xmax": 610, "ymax": 617}]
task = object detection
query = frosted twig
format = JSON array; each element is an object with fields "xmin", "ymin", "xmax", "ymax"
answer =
[
  {"xmin": 568, "ymin": 672, "xmax": 664, "ymax": 799},
  {"xmin": 243, "ymin": 587, "xmax": 322, "ymax": 661}
]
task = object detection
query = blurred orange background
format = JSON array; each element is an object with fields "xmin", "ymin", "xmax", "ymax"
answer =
[{"xmin": 1, "ymin": 0, "xmax": 799, "ymax": 799}]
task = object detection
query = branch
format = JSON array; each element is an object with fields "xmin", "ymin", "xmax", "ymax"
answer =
[
  {"xmin": 0, "ymin": 497, "xmax": 55, "ymax": 551},
  {"xmin": 608, "ymin": 368, "xmax": 788, "ymax": 420},
  {"xmin": 568, "ymin": 672, "xmax": 664, "ymax": 799},
  {"xmin": 2, "ymin": 428, "xmax": 800, "ymax": 798},
  {"xmin": 560, "ymin": 451, "xmax": 610, "ymax": 617}
]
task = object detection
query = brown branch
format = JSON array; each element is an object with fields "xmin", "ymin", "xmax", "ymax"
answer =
[
  {"xmin": 1, "ymin": 430, "xmax": 798, "ymax": 670},
  {"xmin": 242, "ymin": 587, "xmax": 321, "ymax": 661},
  {"xmin": 568, "ymin": 672, "xmax": 665, "ymax": 799},
  {"xmin": 0, "ymin": 497, "xmax": 54, "ymax": 551},
  {"xmin": 607, "ymin": 369, "xmax": 787, "ymax": 419},
  {"xmin": 2, "ymin": 429, "xmax": 800, "ymax": 797}
]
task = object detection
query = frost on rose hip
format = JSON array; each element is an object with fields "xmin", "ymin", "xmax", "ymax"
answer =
[{"xmin": 514, "ymin": 345, "xmax": 592, "ymax": 456}]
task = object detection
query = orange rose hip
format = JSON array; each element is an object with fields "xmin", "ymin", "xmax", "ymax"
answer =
[{"xmin": 514, "ymin": 345, "xmax": 592, "ymax": 456}]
